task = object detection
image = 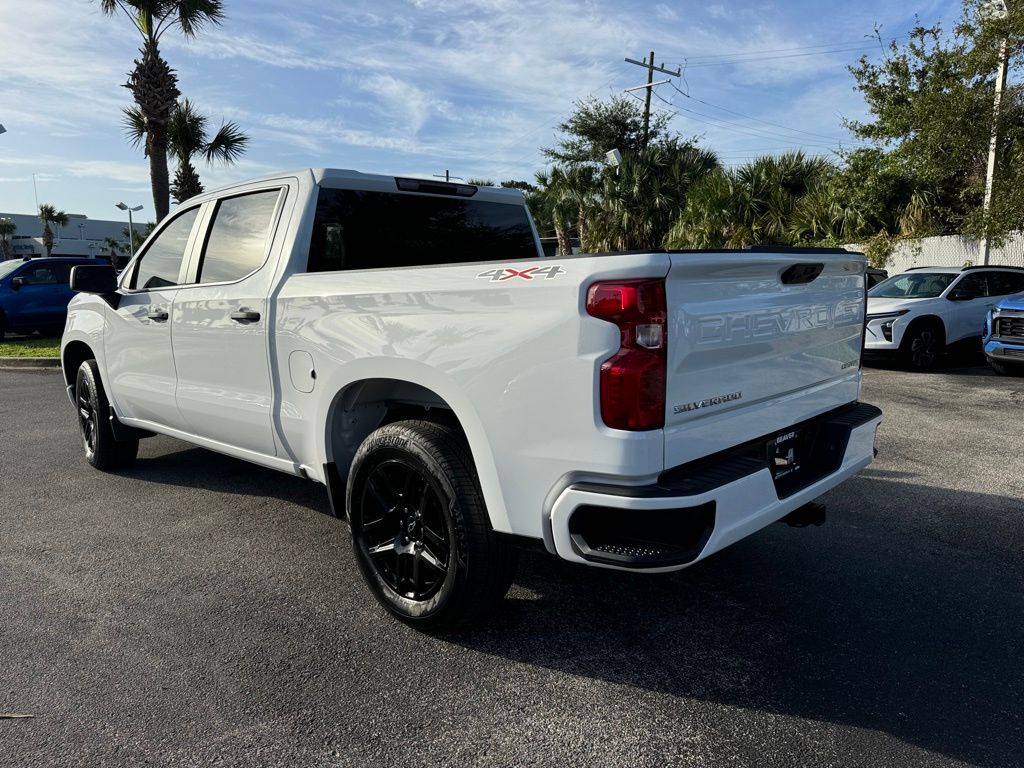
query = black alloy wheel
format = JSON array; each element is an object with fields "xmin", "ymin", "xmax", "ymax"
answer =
[
  {"xmin": 357, "ymin": 457, "xmax": 454, "ymax": 602},
  {"xmin": 74, "ymin": 360, "xmax": 138, "ymax": 470},
  {"xmin": 77, "ymin": 371, "xmax": 98, "ymax": 456},
  {"xmin": 346, "ymin": 420, "xmax": 517, "ymax": 632},
  {"xmin": 902, "ymin": 324, "xmax": 944, "ymax": 371}
]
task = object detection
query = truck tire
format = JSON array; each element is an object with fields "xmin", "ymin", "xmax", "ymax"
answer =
[
  {"xmin": 75, "ymin": 360, "xmax": 138, "ymax": 471},
  {"xmin": 346, "ymin": 419, "xmax": 517, "ymax": 633},
  {"xmin": 900, "ymin": 320, "xmax": 944, "ymax": 371}
]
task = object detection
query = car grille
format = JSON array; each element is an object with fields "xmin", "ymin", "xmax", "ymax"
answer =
[{"xmin": 996, "ymin": 316, "xmax": 1024, "ymax": 342}]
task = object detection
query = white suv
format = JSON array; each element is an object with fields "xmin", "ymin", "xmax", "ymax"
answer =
[{"xmin": 865, "ymin": 266, "xmax": 1024, "ymax": 369}]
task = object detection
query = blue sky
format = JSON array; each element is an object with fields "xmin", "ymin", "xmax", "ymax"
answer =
[{"xmin": 0, "ymin": 0, "xmax": 962, "ymax": 223}]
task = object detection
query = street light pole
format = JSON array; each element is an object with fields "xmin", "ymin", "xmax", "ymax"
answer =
[{"xmin": 116, "ymin": 202, "xmax": 144, "ymax": 260}]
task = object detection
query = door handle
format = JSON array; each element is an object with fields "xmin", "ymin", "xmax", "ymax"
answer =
[
  {"xmin": 230, "ymin": 309, "xmax": 261, "ymax": 322},
  {"xmin": 147, "ymin": 309, "xmax": 169, "ymax": 322}
]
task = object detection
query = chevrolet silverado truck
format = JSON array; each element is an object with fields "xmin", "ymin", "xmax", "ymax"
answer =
[{"xmin": 61, "ymin": 169, "xmax": 881, "ymax": 631}]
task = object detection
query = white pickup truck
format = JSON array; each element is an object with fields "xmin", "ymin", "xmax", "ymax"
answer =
[{"xmin": 62, "ymin": 169, "xmax": 881, "ymax": 631}]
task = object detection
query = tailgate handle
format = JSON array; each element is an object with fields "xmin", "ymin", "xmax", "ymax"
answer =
[{"xmin": 780, "ymin": 263, "xmax": 824, "ymax": 285}]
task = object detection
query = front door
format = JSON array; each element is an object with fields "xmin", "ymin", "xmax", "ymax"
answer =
[
  {"xmin": 946, "ymin": 273, "xmax": 994, "ymax": 343},
  {"xmin": 171, "ymin": 188, "xmax": 285, "ymax": 456},
  {"xmin": 104, "ymin": 206, "xmax": 203, "ymax": 428}
]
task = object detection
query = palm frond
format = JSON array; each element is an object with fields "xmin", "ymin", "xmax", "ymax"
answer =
[
  {"xmin": 203, "ymin": 120, "xmax": 249, "ymax": 165},
  {"xmin": 122, "ymin": 105, "xmax": 147, "ymax": 150},
  {"xmin": 167, "ymin": 99, "xmax": 208, "ymax": 162}
]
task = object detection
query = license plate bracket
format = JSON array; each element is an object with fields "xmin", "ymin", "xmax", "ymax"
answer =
[{"xmin": 768, "ymin": 429, "xmax": 804, "ymax": 480}]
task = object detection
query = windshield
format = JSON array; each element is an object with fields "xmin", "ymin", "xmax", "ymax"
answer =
[
  {"xmin": 0, "ymin": 259, "xmax": 25, "ymax": 279},
  {"xmin": 869, "ymin": 272, "xmax": 957, "ymax": 299}
]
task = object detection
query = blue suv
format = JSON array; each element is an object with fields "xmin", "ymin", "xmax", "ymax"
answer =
[
  {"xmin": 984, "ymin": 292, "xmax": 1024, "ymax": 375},
  {"xmin": 0, "ymin": 257, "xmax": 110, "ymax": 340}
]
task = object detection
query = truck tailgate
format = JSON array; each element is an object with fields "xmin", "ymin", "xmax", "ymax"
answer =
[{"xmin": 663, "ymin": 250, "xmax": 866, "ymax": 468}]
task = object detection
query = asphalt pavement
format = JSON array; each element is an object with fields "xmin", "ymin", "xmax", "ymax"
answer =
[{"xmin": 1, "ymin": 361, "xmax": 1022, "ymax": 767}]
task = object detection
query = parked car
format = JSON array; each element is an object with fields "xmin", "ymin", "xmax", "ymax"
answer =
[
  {"xmin": 984, "ymin": 292, "xmax": 1024, "ymax": 375},
  {"xmin": 61, "ymin": 169, "xmax": 881, "ymax": 631},
  {"xmin": 864, "ymin": 265, "xmax": 1024, "ymax": 370},
  {"xmin": 866, "ymin": 267, "xmax": 888, "ymax": 288},
  {"xmin": 0, "ymin": 256, "xmax": 110, "ymax": 340}
]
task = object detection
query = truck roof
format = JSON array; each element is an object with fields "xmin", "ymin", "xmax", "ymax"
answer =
[{"xmin": 190, "ymin": 168, "xmax": 526, "ymax": 207}]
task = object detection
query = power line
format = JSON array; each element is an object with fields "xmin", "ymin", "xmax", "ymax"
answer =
[
  {"xmin": 673, "ymin": 38, "xmax": 895, "ymax": 62},
  {"xmin": 644, "ymin": 89, "xmax": 851, "ymax": 149},
  {"xmin": 668, "ymin": 81, "xmax": 854, "ymax": 143},
  {"xmin": 672, "ymin": 44, "xmax": 879, "ymax": 69}
]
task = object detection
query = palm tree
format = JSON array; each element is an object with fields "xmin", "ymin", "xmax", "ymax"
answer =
[
  {"xmin": 125, "ymin": 99, "xmax": 249, "ymax": 204},
  {"xmin": 666, "ymin": 151, "xmax": 835, "ymax": 249},
  {"xmin": 98, "ymin": 1, "xmax": 225, "ymax": 221},
  {"xmin": 587, "ymin": 140, "xmax": 720, "ymax": 252},
  {"xmin": 532, "ymin": 169, "xmax": 576, "ymax": 256},
  {"xmin": 0, "ymin": 217, "xmax": 16, "ymax": 260},
  {"xmin": 38, "ymin": 204, "xmax": 69, "ymax": 257}
]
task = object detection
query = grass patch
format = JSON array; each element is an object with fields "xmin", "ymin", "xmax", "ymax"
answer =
[{"xmin": 0, "ymin": 337, "xmax": 61, "ymax": 358}]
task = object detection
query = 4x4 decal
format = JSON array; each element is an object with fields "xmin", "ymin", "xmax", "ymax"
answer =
[{"xmin": 476, "ymin": 265, "xmax": 565, "ymax": 282}]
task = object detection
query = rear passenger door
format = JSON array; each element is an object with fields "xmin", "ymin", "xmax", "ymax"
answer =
[{"xmin": 171, "ymin": 186, "xmax": 288, "ymax": 456}]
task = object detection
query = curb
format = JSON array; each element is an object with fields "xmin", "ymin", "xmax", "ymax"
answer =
[{"xmin": 0, "ymin": 357, "xmax": 61, "ymax": 369}]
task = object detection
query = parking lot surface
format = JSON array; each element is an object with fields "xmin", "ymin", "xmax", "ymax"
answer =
[{"xmin": 1, "ymin": 363, "xmax": 1022, "ymax": 767}]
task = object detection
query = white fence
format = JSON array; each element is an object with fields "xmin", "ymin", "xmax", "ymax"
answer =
[{"xmin": 848, "ymin": 233, "xmax": 1024, "ymax": 273}]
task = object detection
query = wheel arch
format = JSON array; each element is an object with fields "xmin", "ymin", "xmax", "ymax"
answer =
[
  {"xmin": 899, "ymin": 313, "xmax": 946, "ymax": 348},
  {"xmin": 61, "ymin": 340, "xmax": 95, "ymax": 389},
  {"xmin": 319, "ymin": 370, "xmax": 509, "ymax": 531}
]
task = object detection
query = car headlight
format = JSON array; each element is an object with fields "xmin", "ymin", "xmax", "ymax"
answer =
[{"xmin": 865, "ymin": 310, "xmax": 910, "ymax": 322}]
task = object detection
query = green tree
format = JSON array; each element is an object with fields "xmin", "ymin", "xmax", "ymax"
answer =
[
  {"xmin": 38, "ymin": 204, "xmax": 69, "ymax": 257},
  {"xmin": 532, "ymin": 168, "xmax": 577, "ymax": 256},
  {"xmin": 588, "ymin": 139, "xmax": 719, "ymax": 252},
  {"xmin": 99, "ymin": 0, "xmax": 226, "ymax": 221},
  {"xmin": 542, "ymin": 95, "xmax": 674, "ymax": 166},
  {"xmin": 0, "ymin": 217, "xmax": 16, "ymax": 260},
  {"xmin": 125, "ymin": 99, "xmax": 249, "ymax": 204},
  {"xmin": 847, "ymin": 3, "xmax": 1024, "ymax": 242},
  {"xmin": 665, "ymin": 151, "xmax": 828, "ymax": 249}
]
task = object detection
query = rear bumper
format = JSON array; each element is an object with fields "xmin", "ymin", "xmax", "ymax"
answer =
[{"xmin": 549, "ymin": 402, "xmax": 882, "ymax": 572}]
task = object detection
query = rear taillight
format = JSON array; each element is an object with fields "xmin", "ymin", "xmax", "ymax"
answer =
[{"xmin": 586, "ymin": 279, "xmax": 667, "ymax": 431}]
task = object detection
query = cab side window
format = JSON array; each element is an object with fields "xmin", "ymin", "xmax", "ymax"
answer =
[
  {"xmin": 131, "ymin": 208, "xmax": 201, "ymax": 290},
  {"xmin": 19, "ymin": 264, "xmax": 59, "ymax": 285},
  {"xmin": 197, "ymin": 190, "xmax": 281, "ymax": 284},
  {"xmin": 954, "ymin": 273, "xmax": 990, "ymax": 298},
  {"xmin": 989, "ymin": 272, "xmax": 1024, "ymax": 296}
]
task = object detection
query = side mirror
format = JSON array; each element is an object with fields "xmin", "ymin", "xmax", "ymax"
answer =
[
  {"xmin": 948, "ymin": 288, "xmax": 976, "ymax": 301},
  {"xmin": 10, "ymin": 276, "xmax": 23, "ymax": 290},
  {"xmin": 70, "ymin": 264, "xmax": 118, "ymax": 294}
]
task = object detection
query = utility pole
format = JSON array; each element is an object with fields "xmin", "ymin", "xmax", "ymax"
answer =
[
  {"xmin": 979, "ymin": 0, "xmax": 1011, "ymax": 264},
  {"xmin": 624, "ymin": 51, "xmax": 681, "ymax": 149}
]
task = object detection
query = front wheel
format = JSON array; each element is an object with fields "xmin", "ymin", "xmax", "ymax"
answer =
[
  {"xmin": 900, "ymin": 322, "xmax": 944, "ymax": 371},
  {"xmin": 346, "ymin": 419, "xmax": 517, "ymax": 633},
  {"xmin": 75, "ymin": 360, "xmax": 138, "ymax": 471}
]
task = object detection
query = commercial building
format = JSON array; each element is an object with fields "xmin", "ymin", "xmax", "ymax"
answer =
[{"xmin": 0, "ymin": 211, "xmax": 148, "ymax": 263}]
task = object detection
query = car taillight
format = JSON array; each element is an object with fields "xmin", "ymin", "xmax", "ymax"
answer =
[{"xmin": 586, "ymin": 279, "xmax": 667, "ymax": 431}]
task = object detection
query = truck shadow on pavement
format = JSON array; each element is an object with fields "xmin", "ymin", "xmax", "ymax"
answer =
[
  {"xmin": 453, "ymin": 475, "xmax": 1024, "ymax": 768},
  {"xmin": 125, "ymin": 445, "xmax": 1022, "ymax": 767}
]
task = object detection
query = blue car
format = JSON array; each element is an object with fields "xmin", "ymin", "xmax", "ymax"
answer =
[
  {"xmin": 984, "ymin": 292, "xmax": 1024, "ymax": 375},
  {"xmin": 0, "ymin": 257, "xmax": 110, "ymax": 341}
]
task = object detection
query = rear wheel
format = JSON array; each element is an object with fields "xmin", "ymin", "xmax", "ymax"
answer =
[
  {"xmin": 75, "ymin": 360, "xmax": 138, "ymax": 471},
  {"xmin": 900, "ymin": 321, "xmax": 944, "ymax": 371},
  {"xmin": 346, "ymin": 419, "xmax": 517, "ymax": 633}
]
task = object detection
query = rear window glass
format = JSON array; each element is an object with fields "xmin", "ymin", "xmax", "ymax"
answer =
[
  {"xmin": 307, "ymin": 188, "xmax": 537, "ymax": 272},
  {"xmin": 198, "ymin": 189, "xmax": 281, "ymax": 284}
]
